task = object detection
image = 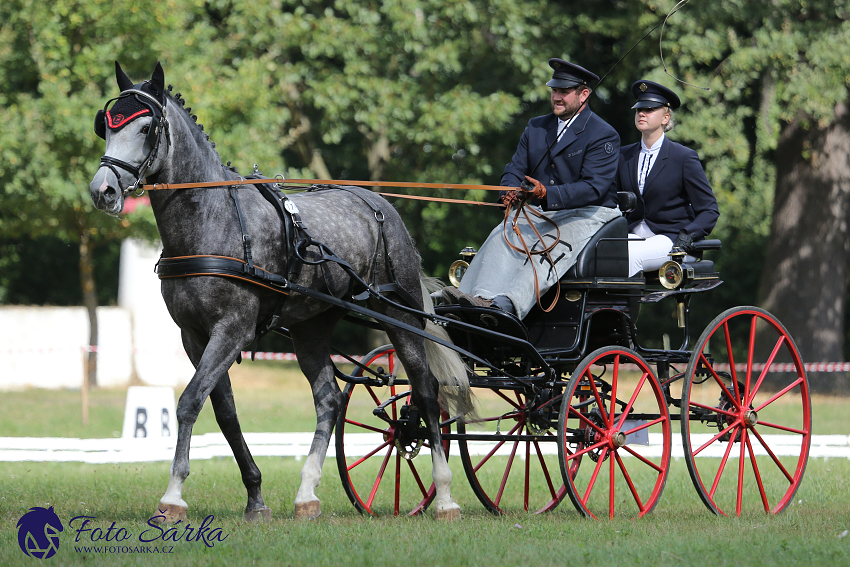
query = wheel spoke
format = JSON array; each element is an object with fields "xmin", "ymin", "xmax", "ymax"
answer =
[
  {"xmin": 753, "ymin": 377, "xmax": 805, "ymax": 413},
  {"xmin": 609, "ymin": 355, "xmax": 620, "ymax": 429},
  {"xmin": 745, "ymin": 315, "xmax": 758, "ymax": 400},
  {"xmin": 394, "ymin": 450, "xmax": 401, "ymax": 515},
  {"xmin": 754, "ymin": 419, "xmax": 808, "ymax": 436},
  {"xmin": 586, "ymin": 368, "xmax": 610, "ymax": 426},
  {"xmin": 494, "ymin": 388, "xmax": 523, "ymax": 410},
  {"xmin": 344, "ymin": 418, "xmax": 388, "ymax": 435},
  {"xmin": 405, "ymin": 458, "xmax": 430, "ymax": 498},
  {"xmin": 568, "ymin": 405, "xmax": 607, "ymax": 436},
  {"xmin": 472, "ymin": 420, "xmax": 522, "ymax": 473},
  {"xmin": 688, "ymin": 400, "xmax": 739, "ymax": 419},
  {"xmin": 609, "ymin": 447, "xmax": 616, "ymax": 518},
  {"xmin": 582, "ymin": 447, "xmax": 608, "ymax": 506},
  {"xmin": 749, "ymin": 428, "xmax": 795, "ymax": 483},
  {"xmin": 348, "ymin": 439, "xmax": 392, "ymax": 471},
  {"xmin": 746, "ymin": 434, "xmax": 771, "ymax": 513},
  {"xmin": 693, "ymin": 420, "xmax": 742, "ymax": 457},
  {"xmin": 622, "ymin": 415, "xmax": 666, "ymax": 437},
  {"xmin": 533, "ymin": 440, "xmax": 559, "ymax": 500},
  {"xmin": 524, "ymin": 438, "xmax": 531, "ymax": 511},
  {"xmin": 615, "ymin": 372, "xmax": 649, "ymax": 430},
  {"xmin": 566, "ymin": 438, "xmax": 610, "ymax": 462},
  {"xmin": 701, "ymin": 352, "xmax": 741, "ymax": 411},
  {"xmin": 366, "ymin": 445, "xmax": 394, "ymax": 509},
  {"xmin": 747, "ymin": 334, "xmax": 786, "ymax": 404},
  {"xmin": 495, "ymin": 440, "xmax": 520, "ymax": 507},
  {"xmin": 615, "ymin": 450, "xmax": 646, "ymax": 514},
  {"xmin": 722, "ymin": 321, "xmax": 740, "ymax": 401},
  {"xmin": 621, "ymin": 444, "xmax": 664, "ymax": 473},
  {"xmin": 365, "ymin": 385, "xmax": 382, "ymax": 407},
  {"xmin": 708, "ymin": 429, "xmax": 737, "ymax": 499},
  {"xmin": 736, "ymin": 427, "xmax": 748, "ymax": 516}
]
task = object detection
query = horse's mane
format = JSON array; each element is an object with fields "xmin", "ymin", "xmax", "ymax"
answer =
[{"xmin": 165, "ymin": 85, "xmax": 239, "ymax": 174}]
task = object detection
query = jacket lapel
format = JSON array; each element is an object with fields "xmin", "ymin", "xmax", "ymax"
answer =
[
  {"xmin": 551, "ymin": 108, "xmax": 591, "ymax": 157},
  {"xmin": 643, "ymin": 136, "xmax": 669, "ymax": 191},
  {"xmin": 625, "ymin": 144, "xmax": 640, "ymax": 193}
]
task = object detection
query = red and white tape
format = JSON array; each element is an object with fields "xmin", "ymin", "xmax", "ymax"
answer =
[{"xmin": 5, "ymin": 346, "xmax": 850, "ymax": 372}]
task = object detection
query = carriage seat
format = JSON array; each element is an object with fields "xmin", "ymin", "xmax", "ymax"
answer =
[{"xmin": 562, "ymin": 216, "xmax": 629, "ymax": 279}]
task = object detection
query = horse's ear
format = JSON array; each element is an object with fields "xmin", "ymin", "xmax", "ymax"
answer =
[
  {"xmin": 115, "ymin": 61, "xmax": 133, "ymax": 92},
  {"xmin": 150, "ymin": 62, "xmax": 166, "ymax": 104}
]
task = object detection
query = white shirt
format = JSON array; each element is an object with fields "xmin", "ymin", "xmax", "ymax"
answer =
[
  {"xmin": 633, "ymin": 134, "xmax": 665, "ymax": 238},
  {"xmin": 556, "ymin": 112, "xmax": 580, "ymax": 141}
]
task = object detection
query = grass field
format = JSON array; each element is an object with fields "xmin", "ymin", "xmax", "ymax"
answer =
[{"xmin": 0, "ymin": 360, "xmax": 848, "ymax": 566}]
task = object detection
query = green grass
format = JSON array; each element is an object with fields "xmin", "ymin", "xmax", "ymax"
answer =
[
  {"xmin": 0, "ymin": 361, "xmax": 848, "ymax": 566},
  {"xmin": 0, "ymin": 458, "xmax": 848, "ymax": 566}
]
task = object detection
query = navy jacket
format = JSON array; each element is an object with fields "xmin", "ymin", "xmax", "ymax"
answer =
[
  {"xmin": 501, "ymin": 108, "xmax": 619, "ymax": 210},
  {"xmin": 616, "ymin": 137, "xmax": 719, "ymax": 240}
]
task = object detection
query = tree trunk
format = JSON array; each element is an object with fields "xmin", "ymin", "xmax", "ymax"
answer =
[
  {"xmin": 757, "ymin": 99, "xmax": 850, "ymax": 395},
  {"xmin": 79, "ymin": 231, "xmax": 98, "ymax": 388}
]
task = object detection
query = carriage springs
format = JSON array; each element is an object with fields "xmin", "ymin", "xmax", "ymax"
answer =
[{"xmin": 68, "ymin": 514, "xmax": 228, "ymax": 549}]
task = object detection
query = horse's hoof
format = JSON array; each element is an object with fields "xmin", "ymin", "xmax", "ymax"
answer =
[
  {"xmin": 151, "ymin": 502, "xmax": 187, "ymax": 524},
  {"xmin": 294, "ymin": 500, "xmax": 321, "ymax": 520},
  {"xmin": 243, "ymin": 506, "xmax": 273, "ymax": 522},
  {"xmin": 434, "ymin": 507, "xmax": 461, "ymax": 521}
]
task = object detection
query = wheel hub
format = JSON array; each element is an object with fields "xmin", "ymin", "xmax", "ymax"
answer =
[
  {"xmin": 611, "ymin": 431, "xmax": 627, "ymax": 448},
  {"xmin": 743, "ymin": 409, "xmax": 758, "ymax": 427}
]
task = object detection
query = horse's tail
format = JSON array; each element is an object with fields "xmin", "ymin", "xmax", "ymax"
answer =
[{"xmin": 420, "ymin": 276, "xmax": 476, "ymax": 419}]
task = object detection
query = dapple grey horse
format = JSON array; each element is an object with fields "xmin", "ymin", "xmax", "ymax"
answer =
[{"xmin": 89, "ymin": 62, "xmax": 472, "ymax": 521}]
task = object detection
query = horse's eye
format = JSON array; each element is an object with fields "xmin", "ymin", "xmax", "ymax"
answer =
[{"xmin": 141, "ymin": 125, "xmax": 150, "ymax": 134}]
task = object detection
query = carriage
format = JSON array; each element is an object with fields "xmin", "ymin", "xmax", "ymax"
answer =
[
  {"xmin": 90, "ymin": 62, "xmax": 810, "ymax": 523},
  {"xmin": 332, "ymin": 194, "xmax": 811, "ymax": 519}
]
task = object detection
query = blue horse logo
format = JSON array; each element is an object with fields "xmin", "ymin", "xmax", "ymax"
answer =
[{"xmin": 16, "ymin": 506, "xmax": 64, "ymax": 559}]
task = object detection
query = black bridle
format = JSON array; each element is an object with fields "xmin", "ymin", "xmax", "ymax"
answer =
[{"xmin": 94, "ymin": 88, "xmax": 170, "ymax": 197}]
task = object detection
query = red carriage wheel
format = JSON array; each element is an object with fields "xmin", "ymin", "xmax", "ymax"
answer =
[
  {"xmin": 335, "ymin": 345, "xmax": 449, "ymax": 516},
  {"xmin": 558, "ymin": 346, "xmax": 671, "ymax": 519},
  {"xmin": 457, "ymin": 386, "xmax": 571, "ymax": 514},
  {"xmin": 681, "ymin": 307, "xmax": 811, "ymax": 516}
]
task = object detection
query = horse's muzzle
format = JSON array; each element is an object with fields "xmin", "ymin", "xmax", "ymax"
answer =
[{"xmin": 90, "ymin": 166, "xmax": 125, "ymax": 214}]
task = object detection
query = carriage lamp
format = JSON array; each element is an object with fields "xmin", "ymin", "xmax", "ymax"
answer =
[
  {"xmin": 448, "ymin": 247, "xmax": 478, "ymax": 287},
  {"xmin": 659, "ymin": 260, "xmax": 684, "ymax": 290}
]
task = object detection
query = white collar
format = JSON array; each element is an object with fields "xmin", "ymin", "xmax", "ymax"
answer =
[{"xmin": 640, "ymin": 133, "xmax": 665, "ymax": 153}]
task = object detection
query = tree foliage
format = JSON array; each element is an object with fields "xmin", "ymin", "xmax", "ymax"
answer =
[{"xmin": 1, "ymin": 0, "xmax": 849, "ymax": 386}]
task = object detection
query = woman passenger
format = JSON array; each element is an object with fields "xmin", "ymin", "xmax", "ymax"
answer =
[{"xmin": 616, "ymin": 80, "xmax": 719, "ymax": 277}]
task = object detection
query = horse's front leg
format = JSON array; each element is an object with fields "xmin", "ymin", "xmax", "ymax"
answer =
[
  {"xmin": 289, "ymin": 314, "xmax": 345, "ymax": 519},
  {"xmin": 153, "ymin": 331, "xmax": 244, "ymax": 524},
  {"xmin": 209, "ymin": 373, "xmax": 272, "ymax": 522}
]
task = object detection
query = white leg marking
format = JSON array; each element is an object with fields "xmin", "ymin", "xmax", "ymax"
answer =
[
  {"xmin": 159, "ymin": 463, "xmax": 188, "ymax": 508},
  {"xmin": 431, "ymin": 448, "xmax": 461, "ymax": 513},
  {"xmin": 294, "ymin": 453, "xmax": 323, "ymax": 505}
]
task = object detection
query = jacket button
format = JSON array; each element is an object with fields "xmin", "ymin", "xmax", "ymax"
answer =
[{"xmin": 549, "ymin": 180, "xmax": 554, "ymax": 184}]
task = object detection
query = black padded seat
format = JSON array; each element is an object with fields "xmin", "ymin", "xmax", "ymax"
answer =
[
  {"xmin": 683, "ymin": 259, "xmax": 716, "ymax": 274},
  {"xmin": 562, "ymin": 215, "xmax": 629, "ymax": 279}
]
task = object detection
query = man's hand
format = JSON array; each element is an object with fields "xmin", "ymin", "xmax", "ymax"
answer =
[
  {"xmin": 523, "ymin": 176, "xmax": 547, "ymax": 200},
  {"xmin": 501, "ymin": 190, "xmax": 522, "ymax": 209}
]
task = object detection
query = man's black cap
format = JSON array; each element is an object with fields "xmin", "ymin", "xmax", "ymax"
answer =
[
  {"xmin": 631, "ymin": 80, "xmax": 681, "ymax": 110},
  {"xmin": 546, "ymin": 58, "xmax": 598, "ymax": 89}
]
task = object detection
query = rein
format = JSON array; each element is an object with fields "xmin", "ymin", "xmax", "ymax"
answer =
[{"xmin": 501, "ymin": 199, "xmax": 563, "ymax": 313}]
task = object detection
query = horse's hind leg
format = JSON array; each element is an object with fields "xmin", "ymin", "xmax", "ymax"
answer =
[
  {"xmin": 288, "ymin": 311, "xmax": 345, "ymax": 519},
  {"xmin": 209, "ymin": 374, "xmax": 272, "ymax": 522},
  {"xmin": 383, "ymin": 325, "xmax": 461, "ymax": 520}
]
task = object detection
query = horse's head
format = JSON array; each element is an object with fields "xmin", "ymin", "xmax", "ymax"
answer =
[{"xmin": 90, "ymin": 61, "xmax": 169, "ymax": 214}]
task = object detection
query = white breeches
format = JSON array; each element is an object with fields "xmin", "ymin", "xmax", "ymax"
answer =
[{"xmin": 628, "ymin": 233, "xmax": 674, "ymax": 277}]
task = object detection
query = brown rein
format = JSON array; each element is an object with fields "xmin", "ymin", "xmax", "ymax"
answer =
[{"xmin": 142, "ymin": 176, "xmax": 558, "ymax": 310}]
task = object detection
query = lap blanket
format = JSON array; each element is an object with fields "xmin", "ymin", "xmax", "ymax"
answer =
[{"xmin": 459, "ymin": 205, "xmax": 621, "ymax": 319}]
